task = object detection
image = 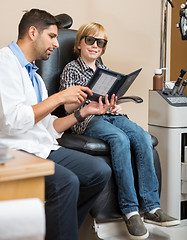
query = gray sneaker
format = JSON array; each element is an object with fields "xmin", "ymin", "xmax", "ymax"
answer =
[
  {"xmin": 123, "ymin": 214, "xmax": 149, "ymax": 240},
  {"xmin": 144, "ymin": 209, "xmax": 180, "ymax": 227}
]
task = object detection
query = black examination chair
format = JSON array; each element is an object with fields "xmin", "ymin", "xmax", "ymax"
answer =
[{"xmin": 36, "ymin": 14, "xmax": 161, "ymax": 240}]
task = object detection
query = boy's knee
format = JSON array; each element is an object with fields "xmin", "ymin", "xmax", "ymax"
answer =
[
  {"xmin": 140, "ymin": 131, "xmax": 152, "ymax": 147},
  {"xmin": 113, "ymin": 132, "xmax": 130, "ymax": 149}
]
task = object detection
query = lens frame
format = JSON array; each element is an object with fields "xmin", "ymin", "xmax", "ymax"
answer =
[{"xmin": 82, "ymin": 35, "xmax": 108, "ymax": 48}]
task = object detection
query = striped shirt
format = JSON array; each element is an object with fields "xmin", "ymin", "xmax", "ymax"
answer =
[
  {"xmin": 59, "ymin": 56, "xmax": 127, "ymax": 135},
  {"xmin": 60, "ymin": 57, "xmax": 108, "ymax": 134}
]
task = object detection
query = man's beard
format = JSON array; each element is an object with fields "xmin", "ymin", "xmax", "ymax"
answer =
[
  {"xmin": 36, "ymin": 46, "xmax": 55, "ymax": 61},
  {"xmin": 38, "ymin": 49, "xmax": 50, "ymax": 61},
  {"xmin": 42, "ymin": 52, "xmax": 50, "ymax": 61}
]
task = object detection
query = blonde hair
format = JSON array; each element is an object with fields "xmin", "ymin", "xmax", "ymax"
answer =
[{"xmin": 74, "ymin": 22, "xmax": 108, "ymax": 56}]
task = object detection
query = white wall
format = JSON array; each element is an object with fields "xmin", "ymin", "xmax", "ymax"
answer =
[{"xmin": 0, "ymin": 0, "xmax": 162, "ymax": 130}]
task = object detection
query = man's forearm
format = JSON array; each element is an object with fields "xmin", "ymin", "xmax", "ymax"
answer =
[
  {"xmin": 32, "ymin": 93, "xmax": 62, "ymax": 124},
  {"xmin": 64, "ymin": 102, "xmax": 83, "ymax": 113}
]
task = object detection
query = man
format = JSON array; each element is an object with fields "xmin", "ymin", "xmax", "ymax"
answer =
[{"xmin": 0, "ymin": 9, "xmax": 113, "ymax": 240}]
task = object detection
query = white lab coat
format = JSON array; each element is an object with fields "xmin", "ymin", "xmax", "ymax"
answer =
[{"xmin": 0, "ymin": 47, "xmax": 62, "ymax": 158}]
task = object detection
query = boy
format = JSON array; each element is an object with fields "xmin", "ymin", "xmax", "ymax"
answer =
[{"xmin": 60, "ymin": 22, "xmax": 180, "ymax": 240}]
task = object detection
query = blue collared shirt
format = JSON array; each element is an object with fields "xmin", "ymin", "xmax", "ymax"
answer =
[{"xmin": 8, "ymin": 41, "xmax": 42, "ymax": 103}]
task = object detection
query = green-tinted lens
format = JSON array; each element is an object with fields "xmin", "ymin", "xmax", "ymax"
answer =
[
  {"xmin": 97, "ymin": 39, "xmax": 107, "ymax": 48},
  {"xmin": 85, "ymin": 36, "xmax": 95, "ymax": 45}
]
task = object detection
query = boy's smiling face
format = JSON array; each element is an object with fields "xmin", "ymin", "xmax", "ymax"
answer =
[{"xmin": 78, "ymin": 33, "xmax": 105, "ymax": 64}]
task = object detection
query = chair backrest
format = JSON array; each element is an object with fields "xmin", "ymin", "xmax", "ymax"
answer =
[{"xmin": 36, "ymin": 28, "xmax": 78, "ymax": 117}]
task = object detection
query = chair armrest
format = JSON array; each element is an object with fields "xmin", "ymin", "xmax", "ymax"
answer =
[
  {"xmin": 57, "ymin": 133, "xmax": 110, "ymax": 156},
  {"xmin": 117, "ymin": 96, "xmax": 143, "ymax": 104},
  {"xmin": 151, "ymin": 135, "xmax": 158, "ymax": 148},
  {"xmin": 57, "ymin": 133, "xmax": 158, "ymax": 155}
]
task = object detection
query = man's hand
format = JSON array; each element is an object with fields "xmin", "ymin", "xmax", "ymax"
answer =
[
  {"xmin": 58, "ymin": 86, "xmax": 93, "ymax": 105},
  {"xmin": 81, "ymin": 94, "xmax": 117, "ymax": 117}
]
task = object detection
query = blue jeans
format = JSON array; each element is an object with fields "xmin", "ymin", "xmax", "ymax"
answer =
[{"xmin": 84, "ymin": 115, "xmax": 160, "ymax": 214}]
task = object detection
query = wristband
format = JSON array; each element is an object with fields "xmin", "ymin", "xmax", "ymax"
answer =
[{"xmin": 74, "ymin": 110, "xmax": 85, "ymax": 122}]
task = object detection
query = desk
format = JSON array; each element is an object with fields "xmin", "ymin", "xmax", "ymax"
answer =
[{"xmin": 0, "ymin": 149, "xmax": 54, "ymax": 203}]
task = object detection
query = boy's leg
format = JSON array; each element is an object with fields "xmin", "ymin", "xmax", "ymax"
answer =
[
  {"xmin": 111, "ymin": 115, "xmax": 160, "ymax": 212},
  {"xmin": 84, "ymin": 116, "xmax": 149, "ymax": 239},
  {"xmin": 84, "ymin": 115, "xmax": 139, "ymax": 214}
]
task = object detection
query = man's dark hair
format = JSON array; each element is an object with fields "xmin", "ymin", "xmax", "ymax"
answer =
[{"xmin": 18, "ymin": 9, "xmax": 60, "ymax": 39}]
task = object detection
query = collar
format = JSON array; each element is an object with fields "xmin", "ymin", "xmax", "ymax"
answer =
[
  {"xmin": 8, "ymin": 41, "xmax": 38, "ymax": 72},
  {"xmin": 77, "ymin": 56, "xmax": 102, "ymax": 73}
]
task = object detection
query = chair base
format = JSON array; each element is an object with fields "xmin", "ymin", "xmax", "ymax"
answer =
[
  {"xmin": 79, "ymin": 214, "xmax": 126, "ymax": 240},
  {"xmin": 79, "ymin": 214, "xmax": 103, "ymax": 240}
]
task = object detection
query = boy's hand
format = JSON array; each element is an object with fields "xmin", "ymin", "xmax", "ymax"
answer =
[
  {"xmin": 111, "ymin": 104, "xmax": 122, "ymax": 114},
  {"xmin": 81, "ymin": 94, "xmax": 117, "ymax": 117}
]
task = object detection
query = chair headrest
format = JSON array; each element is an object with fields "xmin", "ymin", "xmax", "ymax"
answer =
[{"xmin": 55, "ymin": 13, "xmax": 73, "ymax": 29}]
